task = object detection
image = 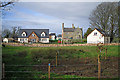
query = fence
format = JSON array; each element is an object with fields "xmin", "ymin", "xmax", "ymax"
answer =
[
  {"xmin": 2, "ymin": 43, "xmax": 118, "ymax": 79},
  {"xmin": 2, "ymin": 61, "xmax": 118, "ymax": 79}
]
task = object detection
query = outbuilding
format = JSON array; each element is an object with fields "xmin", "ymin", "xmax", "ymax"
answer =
[
  {"xmin": 87, "ymin": 28, "xmax": 110, "ymax": 44},
  {"xmin": 3, "ymin": 38, "xmax": 14, "ymax": 43}
]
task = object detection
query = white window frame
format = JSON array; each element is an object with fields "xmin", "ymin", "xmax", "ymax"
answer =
[
  {"xmin": 32, "ymin": 33, "xmax": 35, "ymax": 37},
  {"xmin": 22, "ymin": 32, "xmax": 26, "ymax": 37},
  {"xmin": 94, "ymin": 32, "xmax": 97, "ymax": 36},
  {"xmin": 41, "ymin": 32, "xmax": 45, "ymax": 37}
]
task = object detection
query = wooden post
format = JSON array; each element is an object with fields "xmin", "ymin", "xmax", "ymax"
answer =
[
  {"xmin": 98, "ymin": 54, "xmax": 101, "ymax": 80},
  {"xmin": 48, "ymin": 63, "xmax": 50, "ymax": 79},
  {"xmin": 2, "ymin": 63, "xmax": 5, "ymax": 79},
  {"xmin": 105, "ymin": 48, "xmax": 107, "ymax": 60},
  {"xmin": 56, "ymin": 52, "xmax": 57, "ymax": 67}
]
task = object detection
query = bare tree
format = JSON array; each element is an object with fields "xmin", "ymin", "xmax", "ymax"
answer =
[
  {"xmin": 0, "ymin": 0, "xmax": 18, "ymax": 16},
  {"xmin": 2, "ymin": 29, "xmax": 11, "ymax": 38},
  {"xmin": 11, "ymin": 26, "xmax": 21, "ymax": 39},
  {"xmin": 89, "ymin": 2, "xmax": 118, "ymax": 42},
  {"xmin": 118, "ymin": 2, "xmax": 120, "ymax": 43}
]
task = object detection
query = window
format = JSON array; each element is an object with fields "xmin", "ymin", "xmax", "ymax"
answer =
[
  {"xmin": 42, "ymin": 38, "xmax": 47, "ymax": 41},
  {"xmin": 22, "ymin": 32, "xmax": 26, "ymax": 36},
  {"xmin": 70, "ymin": 37, "xmax": 73, "ymax": 39},
  {"xmin": 94, "ymin": 32, "xmax": 97, "ymax": 36},
  {"xmin": 20, "ymin": 39, "xmax": 24, "ymax": 41},
  {"xmin": 32, "ymin": 34, "xmax": 35, "ymax": 37},
  {"xmin": 41, "ymin": 32, "xmax": 45, "ymax": 37}
]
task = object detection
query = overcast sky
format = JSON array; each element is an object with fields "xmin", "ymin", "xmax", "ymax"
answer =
[{"xmin": 2, "ymin": 2, "xmax": 101, "ymax": 35}]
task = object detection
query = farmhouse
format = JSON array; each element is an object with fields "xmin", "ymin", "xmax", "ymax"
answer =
[
  {"xmin": 18, "ymin": 29, "xmax": 49, "ymax": 43},
  {"xmin": 87, "ymin": 28, "xmax": 110, "ymax": 44},
  {"xmin": 62, "ymin": 23, "xmax": 83, "ymax": 40}
]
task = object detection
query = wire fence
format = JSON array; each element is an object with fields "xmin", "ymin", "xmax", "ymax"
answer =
[{"xmin": 2, "ymin": 63, "xmax": 118, "ymax": 80}]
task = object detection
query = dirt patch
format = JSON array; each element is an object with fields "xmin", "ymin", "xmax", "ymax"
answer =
[{"xmin": 33, "ymin": 57, "xmax": 119, "ymax": 78}]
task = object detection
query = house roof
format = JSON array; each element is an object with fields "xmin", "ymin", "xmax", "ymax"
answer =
[
  {"xmin": 18, "ymin": 29, "xmax": 49, "ymax": 38},
  {"xmin": 64, "ymin": 28, "xmax": 74, "ymax": 32},
  {"xmin": 57, "ymin": 34, "xmax": 62, "ymax": 37},
  {"xmin": 49, "ymin": 33, "xmax": 56, "ymax": 36},
  {"xmin": 87, "ymin": 28, "xmax": 110, "ymax": 37},
  {"xmin": 63, "ymin": 28, "xmax": 82, "ymax": 32}
]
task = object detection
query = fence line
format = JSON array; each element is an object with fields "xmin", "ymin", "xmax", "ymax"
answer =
[{"xmin": 5, "ymin": 64, "xmax": 99, "ymax": 67}]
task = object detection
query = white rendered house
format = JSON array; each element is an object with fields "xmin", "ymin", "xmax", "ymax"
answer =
[{"xmin": 87, "ymin": 28, "xmax": 110, "ymax": 44}]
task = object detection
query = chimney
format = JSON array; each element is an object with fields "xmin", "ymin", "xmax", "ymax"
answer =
[
  {"xmin": 72, "ymin": 24, "xmax": 75, "ymax": 29},
  {"xmin": 62, "ymin": 23, "xmax": 64, "ymax": 29},
  {"xmin": 62, "ymin": 23, "xmax": 64, "ymax": 40}
]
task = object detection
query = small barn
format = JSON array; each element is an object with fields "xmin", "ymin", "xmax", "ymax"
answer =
[{"xmin": 87, "ymin": 28, "xmax": 110, "ymax": 44}]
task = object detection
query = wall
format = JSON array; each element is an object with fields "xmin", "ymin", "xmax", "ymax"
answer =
[
  {"xmin": 4, "ymin": 43, "xmax": 120, "ymax": 47},
  {"xmin": 3, "ymin": 38, "xmax": 8, "ymax": 43},
  {"xmin": 104, "ymin": 37, "xmax": 110, "ymax": 43},
  {"xmin": 39, "ymin": 38, "xmax": 49, "ymax": 43},
  {"xmin": 18, "ymin": 38, "xmax": 28, "ymax": 43},
  {"xmin": 63, "ymin": 28, "xmax": 82, "ymax": 40},
  {"xmin": 87, "ymin": 29, "xmax": 104, "ymax": 44}
]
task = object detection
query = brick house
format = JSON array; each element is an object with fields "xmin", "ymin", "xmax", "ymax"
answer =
[
  {"xmin": 62, "ymin": 23, "xmax": 83, "ymax": 40},
  {"xmin": 18, "ymin": 29, "xmax": 49, "ymax": 43}
]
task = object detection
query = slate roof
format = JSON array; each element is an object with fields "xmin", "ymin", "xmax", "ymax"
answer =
[
  {"xmin": 63, "ymin": 28, "xmax": 74, "ymax": 32},
  {"xmin": 49, "ymin": 33, "xmax": 56, "ymax": 36},
  {"xmin": 95, "ymin": 28, "xmax": 110, "ymax": 37},
  {"xmin": 63, "ymin": 28, "xmax": 82, "ymax": 32},
  {"xmin": 18, "ymin": 29, "xmax": 49, "ymax": 38},
  {"xmin": 87, "ymin": 28, "xmax": 110, "ymax": 37}
]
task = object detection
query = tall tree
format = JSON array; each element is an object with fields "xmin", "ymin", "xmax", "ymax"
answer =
[
  {"xmin": 84, "ymin": 28, "xmax": 92, "ymax": 39},
  {"xmin": 89, "ymin": 2, "xmax": 118, "ymax": 42},
  {"xmin": 2, "ymin": 29, "xmax": 11, "ymax": 38},
  {"xmin": 11, "ymin": 26, "xmax": 21, "ymax": 39}
]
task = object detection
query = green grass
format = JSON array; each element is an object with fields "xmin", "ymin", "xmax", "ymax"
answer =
[
  {"xmin": 2, "ymin": 45, "xmax": 119, "ymax": 65},
  {"xmin": 2, "ymin": 45, "xmax": 119, "ymax": 79}
]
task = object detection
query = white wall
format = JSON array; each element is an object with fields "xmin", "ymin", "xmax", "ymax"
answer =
[
  {"xmin": 18, "ymin": 38, "xmax": 28, "ymax": 43},
  {"xmin": 51, "ymin": 35, "xmax": 56, "ymax": 40},
  {"xmin": 87, "ymin": 29, "xmax": 104, "ymax": 44},
  {"xmin": 40, "ymin": 38, "xmax": 49, "ymax": 43},
  {"xmin": 3, "ymin": 38, "xmax": 8, "ymax": 43}
]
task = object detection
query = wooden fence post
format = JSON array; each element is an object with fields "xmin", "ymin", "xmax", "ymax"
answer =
[
  {"xmin": 48, "ymin": 63, "xmax": 50, "ymax": 79},
  {"xmin": 2, "ymin": 63, "xmax": 5, "ymax": 79},
  {"xmin": 105, "ymin": 48, "xmax": 107, "ymax": 60},
  {"xmin": 56, "ymin": 52, "xmax": 57, "ymax": 67},
  {"xmin": 98, "ymin": 54, "xmax": 101, "ymax": 80}
]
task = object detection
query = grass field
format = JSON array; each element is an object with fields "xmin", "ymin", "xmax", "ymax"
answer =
[{"xmin": 2, "ymin": 45, "xmax": 119, "ymax": 80}]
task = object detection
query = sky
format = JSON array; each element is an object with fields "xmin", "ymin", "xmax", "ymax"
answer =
[{"xmin": 2, "ymin": 2, "xmax": 101, "ymax": 35}]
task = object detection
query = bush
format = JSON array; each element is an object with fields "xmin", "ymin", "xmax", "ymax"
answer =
[
  {"xmin": 70, "ymin": 39, "xmax": 87, "ymax": 44},
  {"xmin": 112, "ymin": 38, "xmax": 119, "ymax": 43}
]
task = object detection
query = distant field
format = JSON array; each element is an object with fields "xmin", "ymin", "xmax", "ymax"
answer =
[{"xmin": 2, "ymin": 45, "xmax": 119, "ymax": 80}]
